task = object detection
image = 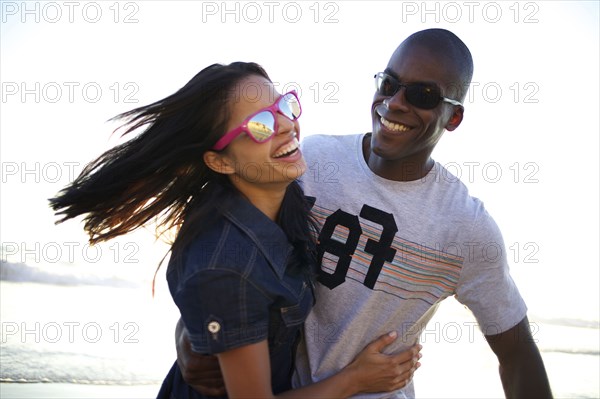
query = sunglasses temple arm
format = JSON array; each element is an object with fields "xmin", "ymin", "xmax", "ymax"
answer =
[{"xmin": 443, "ymin": 97, "xmax": 463, "ymax": 106}]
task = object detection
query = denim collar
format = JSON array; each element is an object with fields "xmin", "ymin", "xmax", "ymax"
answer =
[{"xmin": 217, "ymin": 194, "xmax": 293, "ymax": 280}]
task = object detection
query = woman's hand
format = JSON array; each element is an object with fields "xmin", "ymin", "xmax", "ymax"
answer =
[{"xmin": 343, "ymin": 331, "xmax": 422, "ymax": 394}]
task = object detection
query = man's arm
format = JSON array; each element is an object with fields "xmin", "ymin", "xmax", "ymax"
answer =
[
  {"xmin": 485, "ymin": 316, "xmax": 552, "ymax": 398},
  {"xmin": 175, "ymin": 318, "xmax": 226, "ymax": 396}
]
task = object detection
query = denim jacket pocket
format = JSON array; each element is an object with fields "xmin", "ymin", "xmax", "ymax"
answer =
[
  {"xmin": 280, "ymin": 281, "xmax": 310, "ymax": 327},
  {"xmin": 271, "ymin": 280, "xmax": 312, "ymax": 350}
]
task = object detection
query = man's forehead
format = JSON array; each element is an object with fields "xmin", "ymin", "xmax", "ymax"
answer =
[
  {"xmin": 388, "ymin": 42, "xmax": 444, "ymax": 67},
  {"xmin": 386, "ymin": 43, "xmax": 459, "ymax": 84}
]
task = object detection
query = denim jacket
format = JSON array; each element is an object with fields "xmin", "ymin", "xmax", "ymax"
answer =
[{"xmin": 158, "ymin": 194, "xmax": 315, "ymax": 398}]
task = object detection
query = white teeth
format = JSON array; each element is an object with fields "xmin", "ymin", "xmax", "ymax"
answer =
[
  {"xmin": 273, "ymin": 137, "xmax": 299, "ymax": 158},
  {"xmin": 381, "ymin": 117, "xmax": 410, "ymax": 132}
]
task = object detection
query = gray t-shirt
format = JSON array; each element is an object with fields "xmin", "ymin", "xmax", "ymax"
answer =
[{"xmin": 293, "ymin": 133, "xmax": 527, "ymax": 398}]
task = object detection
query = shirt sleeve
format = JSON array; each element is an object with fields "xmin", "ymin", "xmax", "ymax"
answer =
[
  {"xmin": 455, "ymin": 209, "xmax": 528, "ymax": 335},
  {"xmin": 173, "ymin": 268, "xmax": 271, "ymax": 354}
]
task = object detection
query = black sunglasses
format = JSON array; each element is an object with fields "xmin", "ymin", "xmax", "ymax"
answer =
[{"xmin": 374, "ymin": 72, "xmax": 462, "ymax": 110}]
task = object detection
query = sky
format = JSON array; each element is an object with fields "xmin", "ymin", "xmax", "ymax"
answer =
[{"xmin": 1, "ymin": 0, "xmax": 599, "ymax": 323}]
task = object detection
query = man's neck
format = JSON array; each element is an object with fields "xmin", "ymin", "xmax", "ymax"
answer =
[{"xmin": 362, "ymin": 134, "xmax": 434, "ymax": 181}]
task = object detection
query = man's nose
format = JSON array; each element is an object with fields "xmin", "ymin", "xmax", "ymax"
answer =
[{"xmin": 385, "ymin": 86, "xmax": 410, "ymax": 111}]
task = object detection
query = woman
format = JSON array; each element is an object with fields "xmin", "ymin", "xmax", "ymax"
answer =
[{"xmin": 50, "ymin": 62, "xmax": 419, "ymax": 398}]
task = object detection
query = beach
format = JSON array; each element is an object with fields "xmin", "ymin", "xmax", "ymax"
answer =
[
  {"xmin": 0, "ymin": 383, "xmax": 159, "ymax": 399},
  {"xmin": 1, "ymin": 268, "xmax": 598, "ymax": 399},
  {"xmin": 0, "ymin": 267, "xmax": 179, "ymax": 398}
]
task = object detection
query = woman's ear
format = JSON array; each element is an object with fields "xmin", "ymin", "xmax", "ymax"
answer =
[
  {"xmin": 445, "ymin": 106, "xmax": 464, "ymax": 132},
  {"xmin": 203, "ymin": 151, "xmax": 236, "ymax": 175}
]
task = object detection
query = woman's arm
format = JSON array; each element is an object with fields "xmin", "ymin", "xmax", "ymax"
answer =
[
  {"xmin": 218, "ymin": 332, "xmax": 421, "ymax": 399},
  {"xmin": 175, "ymin": 318, "xmax": 226, "ymax": 396}
]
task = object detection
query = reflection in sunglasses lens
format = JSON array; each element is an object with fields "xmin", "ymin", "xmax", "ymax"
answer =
[
  {"xmin": 248, "ymin": 111, "xmax": 275, "ymax": 141},
  {"xmin": 281, "ymin": 93, "xmax": 301, "ymax": 119}
]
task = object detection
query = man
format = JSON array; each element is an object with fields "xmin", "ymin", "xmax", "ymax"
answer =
[{"xmin": 176, "ymin": 28, "xmax": 552, "ymax": 398}]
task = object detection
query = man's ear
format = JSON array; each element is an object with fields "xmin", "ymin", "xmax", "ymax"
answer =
[
  {"xmin": 445, "ymin": 106, "xmax": 464, "ymax": 132},
  {"xmin": 203, "ymin": 151, "xmax": 236, "ymax": 175}
]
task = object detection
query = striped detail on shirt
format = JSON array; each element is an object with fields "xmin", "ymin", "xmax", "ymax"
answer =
[{"xmin": 312, "ymin": 203, "xmax": 464, "ymax": 305}]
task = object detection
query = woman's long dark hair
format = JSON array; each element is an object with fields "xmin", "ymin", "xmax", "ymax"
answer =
[{"xmin": 49, "ymin": 62, "xmax": 317, "ymax": 271}]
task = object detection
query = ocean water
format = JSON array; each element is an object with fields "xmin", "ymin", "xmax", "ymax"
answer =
[
  {"xmin": 0, "ymin": 260, "xmax": 179, "ymax": 389},
  {"xmin": 1, "ymin": 259, "xmax": 598, "ymax": 398}
]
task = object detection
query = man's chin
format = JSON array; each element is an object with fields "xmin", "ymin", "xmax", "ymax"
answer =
[
  {"xmin": 370, "ymin": 130, "xmax": 409, "ymax": 162},
  {"xmin": 369, "ymin": 133, "xmax": 389, "ymax": 158}
]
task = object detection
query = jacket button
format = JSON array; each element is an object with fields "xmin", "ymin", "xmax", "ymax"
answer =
[{"xmin": 207, "ymin": 321, "xmax": 221, "ymax": 333}]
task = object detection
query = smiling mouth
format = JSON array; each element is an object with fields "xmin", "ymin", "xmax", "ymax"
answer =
[
  {"xmin": 380, "ymin": 116, "xmax": 411, "ymax": 132},
  {"xmin": 273, "ymin": 137, "xmax": 300, "ymax": 158}
]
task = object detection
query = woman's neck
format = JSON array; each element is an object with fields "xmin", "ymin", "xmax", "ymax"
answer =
[{"xmin": 230, "ymin": 179, "xmax": 288, "ymax": 221}]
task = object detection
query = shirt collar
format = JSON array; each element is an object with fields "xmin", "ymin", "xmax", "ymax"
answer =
[{"xmin": 217, "ymin": 194, "xmax": 293, "ymax": 280}]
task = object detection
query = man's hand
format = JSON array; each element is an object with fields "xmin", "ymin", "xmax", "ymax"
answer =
[{"xmin": 176, "ymin": 318, "xmax": 226, "ymax": 396}]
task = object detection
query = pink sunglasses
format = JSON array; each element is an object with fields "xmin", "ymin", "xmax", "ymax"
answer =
[{"xmin": 212, "ymin": 91, "xmax": 302, "ymax": 151}]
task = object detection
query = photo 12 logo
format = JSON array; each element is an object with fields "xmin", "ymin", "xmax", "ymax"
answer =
[
  {"xmin": 400, "ymin": 320, "xmax": 540, "ymax": 344},
  {"xmin": 1, "ymin": 1, "xmax": 140, "ymax": 24},
  {"xmin": 227, "ymin": 80, "xmax": 340, "ymax": 105},
  {"xmin": 1, "ymin": 321, "xmax": 140, "ymax": 344},
  {"xmin": 200, "ymin": 1, "xmax": 340, "ymax": 23},
  {"xmin": 2, "ymin": 82, "xmax": 140, "ymax": 104},
  {"xmin": 425, "ymin": 161, "xmax": 541, "ymax": 184},
  {"xmin": 1, "ymin": 162, "xmax": 82, "ymax": 184},
  {"xmin": 466, "ymin": 81, "xmax": 540, "ymax": 104},
  {"xmin": 400, "ymin": 1, "xmax": 540, "ymax": 24},
  {"xmin": 1, "ymin": 241, "xmax": 140, "ymax": 265}
]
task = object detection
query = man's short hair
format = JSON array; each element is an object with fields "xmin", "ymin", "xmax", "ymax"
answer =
[{"xmin": 403, "ymin": 29, "xmax": 474, "ymax": 102}]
